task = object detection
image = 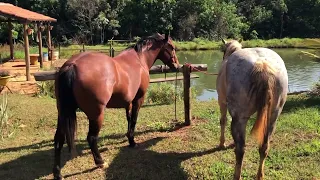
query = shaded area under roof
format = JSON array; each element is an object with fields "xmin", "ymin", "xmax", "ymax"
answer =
[{"xmin": 0, "ymin": 3, "xmax": 56, "ymax": 22}]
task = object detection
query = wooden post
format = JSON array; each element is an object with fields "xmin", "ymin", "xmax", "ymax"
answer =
[
  {"xmin": 183, "ymin": 65, "xmax": 191, "ymax": 125},
  {"xmin": 37, "ymin": 23, "xmax": 43, "ymax": 68},
  {"xmin": 23, "ymin": 23, "xmax": 31, "ymax": 81},
  {"xmin": 47, "ymin": 23, "xmax": 52, "ymax": 60},
  {"xmin": 109, "ymin": 42, "xmax": 112, "ymax": 56},
  {"xmin": 8, "ymin": 20, "xmax": 14, "ymax": 60},
  {"xmin": 82, "ymin": 44, "xmax": 85, "ymax": 52}
]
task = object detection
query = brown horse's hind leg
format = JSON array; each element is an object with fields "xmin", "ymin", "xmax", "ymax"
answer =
[
  {"xmin": 218, "ymin": 101, "xmax": 228, "ymax": 148},
  {"xmin": 53, "ymin": 117, "xmax": 65, "ymax": 180},
  {"xmin": 126, "ymin": 97, "xmax": 144, "ymax": 147},
  {"xmin": 231, "ymin": 116, "xmax": 248, "ymax": 180},
  {"xmin": 87, "ymin": 111, "xmax": 105, "ymax": 168}
]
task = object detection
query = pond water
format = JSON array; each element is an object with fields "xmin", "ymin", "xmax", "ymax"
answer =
[{"xmin": 154, "ymin": 49, "xmax": 320, "ymax": 101}]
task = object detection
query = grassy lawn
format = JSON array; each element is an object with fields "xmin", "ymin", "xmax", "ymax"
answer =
[{"xmin": 0, "ymin": 94, "xmax": 319, "ymax": 179}]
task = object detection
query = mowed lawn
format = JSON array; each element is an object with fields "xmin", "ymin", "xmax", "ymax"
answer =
[{"xmin": 0, "ymin": 94, "xmax": 319, "ymax": 180}]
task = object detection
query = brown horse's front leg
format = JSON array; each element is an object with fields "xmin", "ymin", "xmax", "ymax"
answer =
[{"xmin": 126, "ymin": 97, "xmax": 144, "ymax": 147}]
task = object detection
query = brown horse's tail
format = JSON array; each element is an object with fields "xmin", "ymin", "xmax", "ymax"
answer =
[
  {"xmin": 249, "ymin": 60, "xmax": 277, "ymax": 147},
  {"xmin": 55, "ymin": 64, "xmax": 78, "ymax": 152}
]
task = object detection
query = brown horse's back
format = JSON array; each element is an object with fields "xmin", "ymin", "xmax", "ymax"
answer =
[{"xmin": 65, "ymin": 51, "xmax": 149, "ymax": 116}]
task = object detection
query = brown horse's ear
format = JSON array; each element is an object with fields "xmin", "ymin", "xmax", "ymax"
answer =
[
  {"xmin": 238, "ymin": 38, "xmax": 243, "ymax": 43},
  {"xmin": 221, "ymin": 38, "xmax": 227, "ymax": 45}
]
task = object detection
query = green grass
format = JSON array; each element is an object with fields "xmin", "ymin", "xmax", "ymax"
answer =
[
  {"xmin": 0, "ymin": 94, "xmax": 319, "ymax": 179},
  {"xmin": 1, "ymin": 38, "xmax": 320, "ymax": 61}
]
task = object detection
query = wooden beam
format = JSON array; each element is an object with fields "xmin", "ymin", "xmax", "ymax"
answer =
[
  {"xmin": 8, "ymin": 19, "xmax": 14, "ymax": 60},
  {"xmin": 23, "ymin": 23, "xmax": 31, "ymax": 81},
  {"xmin": 33, "ymin": 64, "xmax": 208, "ymax": 81},
  {"xmin": 183, "ymin": 65, "xmax": 191, "ymax": 125},
  {"xmin": 149, "ymin": 64, "xmax": 207, "ymax": 74},
  {"xmin": 37, "ymin": 23, "xmax": 43, "ymax": 68},
  {"xmin": 33, "ymin": 71, "xmax": 57, "ymax": 81}
]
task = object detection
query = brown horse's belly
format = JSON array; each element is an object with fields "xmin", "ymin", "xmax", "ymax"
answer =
[{"xmin": 106, "ymin": 93, "xmax": 131, "ymax": 108}]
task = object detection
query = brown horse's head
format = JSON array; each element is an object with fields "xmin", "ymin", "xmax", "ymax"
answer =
[{"xmin": 157, "ymin": 33, "xmax": 180, "ymax": 71}]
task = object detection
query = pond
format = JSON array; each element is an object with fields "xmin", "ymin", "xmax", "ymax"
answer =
[{"xmin": 154, "ymin": 49, "xmax": 320, "ymax": 101}]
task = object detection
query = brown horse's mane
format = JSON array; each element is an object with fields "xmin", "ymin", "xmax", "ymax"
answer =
[{"xmin": 126, "ymin": 33, "xmax": 165, "ymax": 52}]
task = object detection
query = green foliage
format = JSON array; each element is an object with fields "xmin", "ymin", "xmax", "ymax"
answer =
[
  {"xmin": 36, "ymin": 81, "xmax": 55, "ymax": 98},
  {"xmin": 146, "ymin": 82, "xmax": 197, "ymax": 105},
  {"xmin": 1, "ymin": 0, "xmax": 320, "ymax": 43},
  {"xmin": 146, "ymin": 83, "xmax": 182, "ymax": 105}
]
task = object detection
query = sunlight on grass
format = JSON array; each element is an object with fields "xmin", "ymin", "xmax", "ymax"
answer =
[{"xmin": 0, "ymin": 94, "xmax": 319, "ymax": 179}]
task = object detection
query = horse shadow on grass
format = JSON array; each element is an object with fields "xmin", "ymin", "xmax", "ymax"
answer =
[
  {"xmin": 103, "ymin": 137, "xmax": 233, "ymax": 180},
  {"xmin": 0, "ymin": 122, "xmax": 229, "ymax": 180},
  {"xmin": 0, "ymin": 129, "xmax": 162, "ymax": 180}
]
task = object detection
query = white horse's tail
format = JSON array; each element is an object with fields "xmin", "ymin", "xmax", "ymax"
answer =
[{"xmin": 249, "ymin": 60, "xmax": 277, "ymax": 147}]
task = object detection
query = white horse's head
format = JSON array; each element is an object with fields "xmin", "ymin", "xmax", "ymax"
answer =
[{"xmin": 221, "ymin": 39, "xmax": 243, "ymax": 60}]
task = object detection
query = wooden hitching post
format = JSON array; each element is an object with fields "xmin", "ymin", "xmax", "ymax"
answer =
[{"xmin": 183, "ymin": 64, "xmax": 191, "ymax": 125}]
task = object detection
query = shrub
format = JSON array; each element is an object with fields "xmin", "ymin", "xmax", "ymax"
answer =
[
  {"xmin": 36, "ymin": 80, "xmax": 55, "ymax": 98},
  {"xmin": 145, "ymin": 82, "xmax": 197, "ymax": 105},
  {"xmin": 308, "ymin": 82, "xmax": 320, "ymax": 96}
]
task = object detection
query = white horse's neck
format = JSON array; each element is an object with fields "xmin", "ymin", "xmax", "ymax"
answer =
[{"xmin": 223, "ymin": 41, "xmax": 242, "ymax": 60}]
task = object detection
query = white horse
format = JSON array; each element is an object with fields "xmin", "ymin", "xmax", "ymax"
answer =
[{"xmin": 216, "ymin": 39, "xmax": 288, "ymax": 180}]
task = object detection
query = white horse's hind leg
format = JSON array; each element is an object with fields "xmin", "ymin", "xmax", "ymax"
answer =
[
  {"xmin": 257, "ymin": 99, "xmax": 286, "ymax": 180},
  {"xmin": 231, "ymin": 116, "xmax": 249, "ymax": 180},
  {"xmin": 218, "ymin": 101, "xmax": 228, "ymax": 148}
]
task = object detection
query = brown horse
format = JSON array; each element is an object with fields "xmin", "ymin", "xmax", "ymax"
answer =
[
  {"xmin": 216, "ymin": 39, "xmax": 288, "ymax": 180},
  {"xmin": 52, "ymin": 33, "xmax": 179, "ymax": 179}
]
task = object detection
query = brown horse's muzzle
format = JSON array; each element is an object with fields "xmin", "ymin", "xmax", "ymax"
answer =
[{"xmin": 168, "ymin": 63, "xmax": 179, "ymax": 72}]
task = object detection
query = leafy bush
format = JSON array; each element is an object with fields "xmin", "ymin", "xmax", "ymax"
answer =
[
  {"xmin": 145, "ymin": 83, "xmax": 197, "ymax": 105},
  {"xmin": 308, "ymin": 82, "xmax": 320, "ymax": 96},
  {"xmin": 36, "ymin": 80, "xmax": 55, "ymax": 98}
]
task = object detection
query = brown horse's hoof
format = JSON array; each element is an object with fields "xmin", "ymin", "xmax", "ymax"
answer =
[
  {"xmin": 128, "ymin": 142, "xmax": 139, "ymax": 148},
  {"xmin": 218, "ymin": 143, "xmax": 226, "ymax": 149}
]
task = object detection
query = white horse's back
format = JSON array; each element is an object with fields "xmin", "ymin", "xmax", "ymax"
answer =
[{"xmin": 226, "ymin": 47, "xmax": 288, "ymax": 117}]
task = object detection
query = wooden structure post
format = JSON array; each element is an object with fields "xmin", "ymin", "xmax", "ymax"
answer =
[
  {"xmin": 183, "ymin": 65, "xmax": 191, "ymax": 125},
  {"xmin": 37, "ymin": 23, "xmax": 43, "ymax": 68},
  {"xmin": 23, "ymin": 23, "xmax": 30, "ymax": 81},
  {"xmin": 46, "ymin": 23, "xmax": 52, "ymax": 60},
  {"xmin": 8, "ymin": 19, "xmax": 14, "ymax": 60}
]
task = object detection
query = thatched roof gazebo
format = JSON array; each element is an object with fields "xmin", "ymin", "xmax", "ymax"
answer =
[{"xmin": 0, "ymin": 3, "xmax": 57, "ymax": 81}]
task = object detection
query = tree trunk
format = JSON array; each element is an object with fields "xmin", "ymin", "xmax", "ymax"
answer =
[{"xmin": 280, "ymin": 12, "xmax": 284, "ymax": 39}]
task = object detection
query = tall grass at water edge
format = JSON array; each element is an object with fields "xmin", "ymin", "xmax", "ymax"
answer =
[
  {"xmin": 1, "ymin": 38, "xmax": 320, "ymax": 60},
  {"xmin": 36, "ymin": 80, "xmax": 197, "ymax": 105}
]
